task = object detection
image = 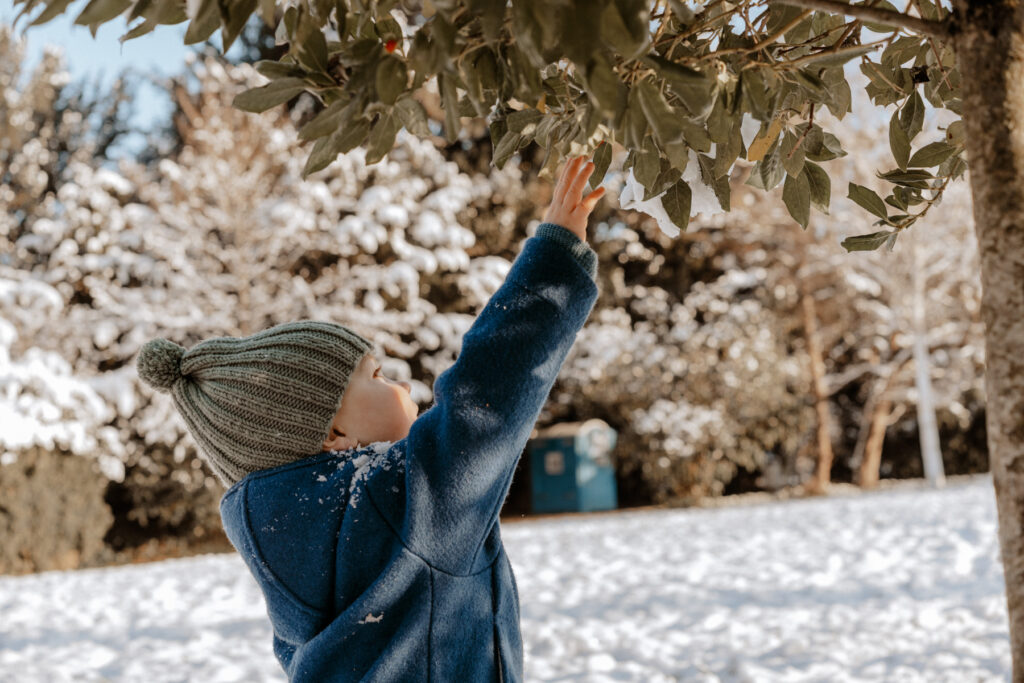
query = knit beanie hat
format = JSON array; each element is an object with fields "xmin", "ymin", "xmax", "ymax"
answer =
[{"xmin": 135, "ymin": 320, "xmax": 374, "ymax": 488}]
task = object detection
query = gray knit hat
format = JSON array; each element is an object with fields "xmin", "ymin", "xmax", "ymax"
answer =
[{"xmin": 135, "ymin": 320, "xmax": 374, "ymax": 488}]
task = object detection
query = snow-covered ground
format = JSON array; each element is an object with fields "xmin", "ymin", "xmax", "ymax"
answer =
[{"xmin": 0, "ymin": 475, "xmax": 1010, "ymax": 682}]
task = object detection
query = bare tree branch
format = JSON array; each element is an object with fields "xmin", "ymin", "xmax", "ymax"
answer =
[{"xmin": 768, "ymin": 0, "xmax": 950, "ymax": 40}]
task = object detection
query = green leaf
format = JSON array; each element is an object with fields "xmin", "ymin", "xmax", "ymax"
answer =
[
  {"xmin": 395, "ymin": 95, "xmax": 431, "ymax": 136},
  {"xmin": 590, "ymin": 140, "xmax": 612, "ymax": 190},
  {"xmin": 799, "ymin": 44, "xmax": 879, "ymax": 68},
  {"xmin": 848, "ymin": 183, "xmax": 889, "ymax": 220},
  {"xmin": 634, "ymin": 80, "xmax": 685, "ymax": 148},
  {"xmin": 661, "ymin": 179, "xmax": 693, "ymax": 233},
  {"xmin": 507, "ymin": 108, "xmax": 543, "ymax": 135},
  {"xmin": 758, "ymin": 139, "xmax": 785, "ymax": 191},
  {"xmin": 260, "ymin": 0, "xmax": 275, "ymax": 27},
  {"xmin": 232, "ymin": 77, "xmax": 308, "ymax": 113},
  {"xmin": 859, "ymin": 0, "xmax": 902, "ymax": 32},
  {"xmin": 801, "ymin": 126, "xmax": 847, "ymax": 162},
  {"xmin": 621, "ymin": 87, "xmax": 649, "ymax": 150},
  {"xmin": 301, "ymin": 117, "xmax": 371, "ymax": 178},
  {"xmin": 409, "ymin": 28, "xmax": 443, "ymax": 78},
  {"xmin": 438, "ymin": 71, "xmax": 460, "ymax": 143},
  {"xmin": 667, "ymin": 0, "xmax": 695, "ymax": 23},
  {"xmin": 294, "ymin": 5, "xmax": 329, "ymax": 73},
  {"xmin": 713, "ymin": 120, "xmax": 743, "ymax": 178},
  {"xmin": 219, "ymin": 0, "xmax": 257, "ymax": 53},
  {"xmin": 375, "ymin": 54, "xmax": 408, "ymax": 106},
  {"xmin": 297, "ymin": 97, "xmax": 352, "ymax": 141},
  {"xmin": 365, "ymin": 108, "xmax": 402, "ymax": 165},
  {"xmin": 30, "ymin": 0, "xmax": 77, "ymax": 27},
  {"xmin": 680, "ymin": 119, "xmax": 712, "ymax": 153},
  {"xmin": 780, "ymin": 131, "xmax": 806, "ymax": 178},
  {"xmin": 254, "ymin": 59, "xmax": 305, "ymax": 80},
  {"xmin": 841, "ymin": 230, "xmax": 897, "ymax": 252},
  {"xmin": 821, "ymin": 68, "xmax": 852, "ymax": 119},
  {"xmin": 766, "ymin": 4, "xmax": 803, "ymax": 35},
  {"xmin": 899, "ymin": 90, "xmax": 924, "ymax": 141},
  {"xmin": 889, "ymin": 110, "xmax": 910, "ymax": 171},
  {"xmin": 641, "ymin": 54, "xmax": 715, "ymax": 120},
  {"xmin": 599, "ymin": 0, "xmax": 649, "ymax": 61},
  {"xmin": 791, "ymin": 69, "xmax": 827, "ymax": 98},
  {"xmin": 462, "ymin": 46, "xmax": 499, "ymax": 116},
  {"xmin": 120, "ymin": 14, "xmax": 159, "ymax": 42},
  {"xmin": 908, "ymin": 141, "xmax": 957, "ymax": 168},
  {"xmin": 885, "ymin": 196, "xmax": 906, "ymax": 212},
  {"xmin": 492, "ymin": 131, "xmax": 523, "ymax": 170},
  {"xmin": 74, "ymin": 0, "xmax": 131, "ymax": 25},
  {"xmin": 706, "ymin": 96, "xmax": 733, "ymax": 144},
  {"xmin": 783, "ymin": 171, "xmax": 811, "ymax": 229},
  {"xmin": 697, "ymin": 153, "xmax": 730, "ymax": 211},
  {"xmin": 882, "ymin": 36, "xmax": 924, "ymax": 68},
  {"xmin": 635, "ymin": 138, "xmax": 662, "ymax": 195},
  {"xmin": 183, "ymin": 0, "xmax": 220, "ymax": 45},
  {"xmin": 803, "ymin": 161, "xmax": 831, "ymax": 215},
  {"xmin": 652, "ymin": 158, "xmax": 684, "ymax": 198},
  {"xmin": 740, "ymin": 69, "xmax": 771, "ymax": 121},
  {"xmin": 877, "ymin": 168, "xmax": 934, "ymax": 188},
  {"xmin": 582, "ymin": 51, "xmax": 627, "ymax": 119},
  {"xmin": 468, "ymin": 0, "xmax": 505, "ymax": 42}
]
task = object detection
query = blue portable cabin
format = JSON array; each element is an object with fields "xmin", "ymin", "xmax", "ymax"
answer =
[{"xmin": 525, "ymin": 418, "xmax": 618, "ymax": 514}]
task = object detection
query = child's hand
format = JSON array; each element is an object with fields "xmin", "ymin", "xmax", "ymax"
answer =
[{"xmin": 542, "ymin": 155, "xmax": 606, "ymax": 243}]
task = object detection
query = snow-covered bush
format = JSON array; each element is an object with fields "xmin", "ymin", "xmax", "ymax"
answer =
[{"xmin": 544, "ymin": 215, "xmax": 818, "ymax": 503}]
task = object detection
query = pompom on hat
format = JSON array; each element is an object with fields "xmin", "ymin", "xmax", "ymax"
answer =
[
  {"xmin": 135, "ymin": 320, "xmax": 374, "ymax": 488},
  {"xmin": 136, "ymin": 338, "xmax": 186, "ymax": 392}
]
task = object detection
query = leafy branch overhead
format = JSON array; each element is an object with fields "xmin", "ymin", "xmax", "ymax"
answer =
[{"xmin": 11, "ymin": 0, "xmax": 966, "ymax": 250}]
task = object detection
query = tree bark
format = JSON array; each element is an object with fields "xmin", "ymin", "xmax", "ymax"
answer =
[
  {"xmin": 800, "ymin": 287, "xmax": 834, "ymax": 493},
  {"xmin": 953, "ymin": 0, "xmax": 1024, "ymax": 677},
  {"xmin": 910, "ymin": 228, "xmax": 946, "ymax": 487},
  {"xmin": 859, "ymin": 394, "xmax": 892, "ymax": 489}
]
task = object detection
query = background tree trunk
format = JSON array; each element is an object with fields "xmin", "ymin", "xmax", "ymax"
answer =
[
  {"xmin": 954, "ymin": 0, "xmax": 1024, "ymax": 677},
  {"xmin": 910, "ymin": 227, "xmax": 946, "ymax": 487},
  {"xmin": 859, "ymin": 394, "xmax": 893, "ymax": 489},
  {"xmin": 800, "ymin": 285, "xmax": 834, "ymax": 493}
]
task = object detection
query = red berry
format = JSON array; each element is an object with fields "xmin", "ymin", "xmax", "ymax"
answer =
[{"xmin": 385, "ymin": 39, "xmax": 398, "ymax": 53}]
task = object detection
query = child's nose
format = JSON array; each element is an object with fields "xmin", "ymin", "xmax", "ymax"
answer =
[{"xmin": 398, "ymin": 380, "xmax": 411, "ymax": 393}]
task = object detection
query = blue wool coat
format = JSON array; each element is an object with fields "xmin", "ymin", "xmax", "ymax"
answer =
[{"xmin": 219, "ymin": 222, "xmax": 599, "ymax": 682}]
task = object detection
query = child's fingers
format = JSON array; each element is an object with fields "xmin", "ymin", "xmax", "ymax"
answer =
[
  {"xmin": 554, "ymin": 156, "xmax": 574, "ymax": 191},
  {"xmin": 566, "ymin": 160, "xmax": 595, "ymax": 205},
  {"xmin": 577, "ymin": 186, "xmax": 606, "ymax": 213},
  {"xmin": 557, "ymin": 156, "xmax": 579, "ymax": 187},
  {"xmin": 556, "ymin": 156, "xmax": 584, "ymax": 201}
]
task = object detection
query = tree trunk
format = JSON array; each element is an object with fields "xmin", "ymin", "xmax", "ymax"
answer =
[
  {"xmin": 910, "ymin": 228, "xmax": 946, "ymax": 487},
  {"xmin": 800, "ymin": 287, "xmax": 834, "ymax": 493},
  {"xmin": 953, "ymin": 1, "xmax": 1024, "ymax": 677},
  {"xmin": 858, "ymin": 394, "xmax": 892, "ymax": 489}
]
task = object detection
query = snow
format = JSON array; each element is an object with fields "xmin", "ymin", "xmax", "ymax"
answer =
[
  {"xmin": 0, "ymin": 475, "xmax": 1009, "ymax": 682},
  {"xmin": 617, "ymin": 149, "xmax": 727, "ymax": 239}
]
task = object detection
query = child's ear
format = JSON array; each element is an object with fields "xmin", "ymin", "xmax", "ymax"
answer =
[{"xmin": 322, "ymin": 427, "xmax": 359, "ymax": 452}]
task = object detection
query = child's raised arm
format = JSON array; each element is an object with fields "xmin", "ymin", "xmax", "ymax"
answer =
[{"xmin": 367, "ymin": 156, "xmax": 603, "ymax": 575}]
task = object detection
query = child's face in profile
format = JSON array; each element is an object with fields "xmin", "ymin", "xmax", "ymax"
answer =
[{"xmin": 321, "ymin": 352, "xmax": 419, "ymax": 452}]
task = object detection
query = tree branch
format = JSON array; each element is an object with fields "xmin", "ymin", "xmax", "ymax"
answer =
[{"xmin": 768, "ymin": 0, "xmax": 949, "ymax": 40}]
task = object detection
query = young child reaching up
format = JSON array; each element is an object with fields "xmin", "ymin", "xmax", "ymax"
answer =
[{"xmin": 135, "ymin": 155, "xmax": 606, "ymax": 682}]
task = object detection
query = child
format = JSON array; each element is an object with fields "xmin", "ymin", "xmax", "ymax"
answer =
[{"xmin": 135, "ymin": 155, "xmax": 606, "ymax": 681}]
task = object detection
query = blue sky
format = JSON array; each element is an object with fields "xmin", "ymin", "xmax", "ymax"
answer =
[{"xmin": 1, "ymin": 0, "xmax": 250, "ymax": 157}]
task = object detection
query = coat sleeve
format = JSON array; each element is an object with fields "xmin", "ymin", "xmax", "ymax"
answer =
[{"xmin": 372, "ymin": 223, "xmax": 599, "ymax": 575}]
